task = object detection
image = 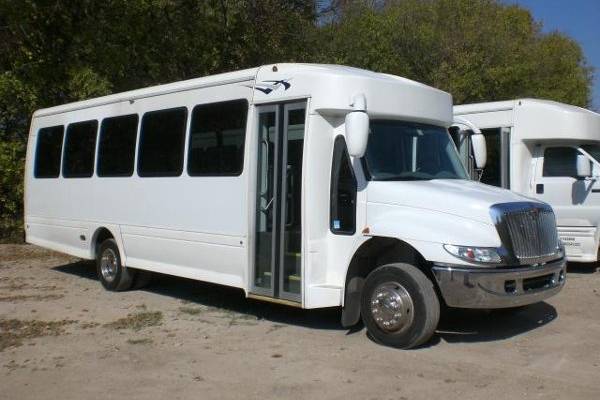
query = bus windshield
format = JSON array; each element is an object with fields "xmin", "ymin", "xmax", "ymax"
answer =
[{"xmin": 363, "ymin": 120, "xmax": 469, "ymax": 181}]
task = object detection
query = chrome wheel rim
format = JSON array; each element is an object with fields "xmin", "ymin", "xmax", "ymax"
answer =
[
  {"xmin": 370, "ymin": 281, "xmax": 414, "ymax": 333},
  {"xmin": 100, "ymin": 248, "xmax": 118, "ymax": 283}
]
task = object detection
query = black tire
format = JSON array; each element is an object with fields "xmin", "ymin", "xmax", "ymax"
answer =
[
  {"xmin": 361, "ymin": 263, "xmax": 440, "ymax": 349},
  {"xmin": 96, "ymin": 239, "xmax": 135, "ymax": 291}
]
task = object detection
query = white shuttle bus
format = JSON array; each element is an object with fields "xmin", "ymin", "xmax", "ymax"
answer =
[
  {"xmin": 25, "ymin": 65, "xmax": 566, "ymax": 348},
  {"xmin": 453, "ymin": 99, "xmax": 600, "ymax": 263}
]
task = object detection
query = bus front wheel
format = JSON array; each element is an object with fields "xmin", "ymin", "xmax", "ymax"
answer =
[{"xmin": 361, "ymin": 263, "xmax": 440, "ymax": 349}]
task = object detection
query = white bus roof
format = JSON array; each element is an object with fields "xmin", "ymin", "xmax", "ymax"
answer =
[
  {"xmin": 33, "ymin": 67, "xmax": 261, "ymax": 118},
  {"xmin": 453, "ymin": 98, "xmax": 600, "ymax": 141},
  {"xmin": 33, "ymin": 63, "xmax": 453, "ymax": 127}
]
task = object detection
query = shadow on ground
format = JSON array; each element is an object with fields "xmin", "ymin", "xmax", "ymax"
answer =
[
  {"xmin": 53, "ymin": 260, "xmax": 342, "ymax": 330},
  {"xmin": 567, "ymin": 262, "xmax": 598, "ymax": 274},
  {"xmin": 53, "ymin": 260, "xmax": 559, "ymax": 346},
  {"xmin": 435, "ymin": 302, "xmax": 557, "ymax": 345}
]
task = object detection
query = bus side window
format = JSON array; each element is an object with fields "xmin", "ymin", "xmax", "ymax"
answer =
[
  {"xmin": 98, "ymin": 114, "xmax": 139, "ymax": 177},
  {"xmin": 63, "ymin": 120, "xmax": 98, "ymax": 178},
  {"xmin": 330, "ymin": 135, "xmax": 357, "ymax": 235},
  {"xmin": 138, "ymin": 107, "xmax": 187, "ymax": 177},
  {"xmin": 187, "ymin": 99, "xmax": 248, "ymax": 176},
  {"xmin": 34, "ymin": 125, "xmax": 64, "ymax": 178}
]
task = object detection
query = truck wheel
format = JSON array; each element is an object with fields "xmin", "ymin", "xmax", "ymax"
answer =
[
  {"xmin": 361, "ymin": 263, "xmax": 440, "ymax": 349},
  {"xmin": 96, "ymin": 239, "xmax": 134, "ymax": 291}
]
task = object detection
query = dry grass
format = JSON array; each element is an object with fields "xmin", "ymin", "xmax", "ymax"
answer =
[
  {"xmin": 127, "ymin": 338, "xmax": 153, "ymax": 345},
  {"xmin": 104, "ymin": 311, "xmax": 163, "ymax": 331},
  {"xmin": 0, "ymin": 245, "xmax": 68, "ymax": 263},
  {"xmin": 0, "ymin": 294, "xmax": 64, "ymax": 302},
  {"xmin": 179, "ymin": 306, "xmax": 203, "ymax": 315},
  {"xmin": 80, "ymin": 322, "xmax": 101, "ymax": 329},
  {"xmin": 0, "ymin": 318, "xmax": 76, "ymax": 351}
]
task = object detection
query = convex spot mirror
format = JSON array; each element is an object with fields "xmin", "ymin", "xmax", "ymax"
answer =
[
  {"xmin": 576, "ymin": 154, "xmax": 592, "ymax": 178},
  {"xmin": 345, "ymin": 94, "xmax": 369, "ymax": 158}
]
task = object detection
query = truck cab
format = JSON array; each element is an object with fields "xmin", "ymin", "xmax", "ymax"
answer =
[{"xmin": 453, "ymin": 99, "xmax": 600, "ymax": 262}]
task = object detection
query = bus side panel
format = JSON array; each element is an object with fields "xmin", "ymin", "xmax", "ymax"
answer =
[{"xmin": 24, "ymin": 82, "xmax": 252, "ymax": 289}]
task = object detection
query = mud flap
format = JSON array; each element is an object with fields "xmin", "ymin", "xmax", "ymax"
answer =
[{"xmin": 341, "ymin": 276, "xmax": 364, "ymax": 328}]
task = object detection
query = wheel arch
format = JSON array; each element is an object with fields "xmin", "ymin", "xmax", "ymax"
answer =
[
  {"xmin": 341, "ymin": 236, "xmax": 433, "ymax": 328},
  {"xmin": 90, "ymin": 225, "xmax": 125, "ymax": 261}
]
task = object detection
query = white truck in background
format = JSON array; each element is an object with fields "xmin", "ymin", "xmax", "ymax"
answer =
[{"xmin": 453, "ymin": 99, "xmax": 600, "ymax": 263}]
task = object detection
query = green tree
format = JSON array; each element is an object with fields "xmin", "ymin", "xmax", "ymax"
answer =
[
  {"xmin": 0, "ymin": 0, "xmax": 594, "ymax": 242},
  {"xmin": 0, "ymin": 0, "xmax": 318, "ymax": 241},
  {"xmin": 316, "ymin": 0, "xmax": 592, "ymax": 105}
]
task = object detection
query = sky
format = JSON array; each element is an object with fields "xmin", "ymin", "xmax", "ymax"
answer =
[{"xmin": 506, "ymin": 0, "xmax": 600, "ymax": 111}]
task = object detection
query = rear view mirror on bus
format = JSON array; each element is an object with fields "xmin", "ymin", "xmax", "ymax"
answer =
[
  {"xmin": 471, "ymin": 133, "xmax": 487, "ymax": 169},
  {"xmin": 345, "ymin": 93, "xmax": 369, "ymax": 158},
  {"xmin": 451, "ymin": 116, "xmax": 487, "ymax": 170},
  {"xmin": 576, "ymin": 154, "xmax": 592, "ymax": 178}
]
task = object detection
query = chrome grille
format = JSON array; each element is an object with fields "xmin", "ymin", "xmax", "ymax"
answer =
[
  {"xmin": 504, "ymin": 209, "xmax": 559, "ymax": 262},
  {"xmin": 490, "ymin": 202, "xmax": 560, "ymax": 265}
]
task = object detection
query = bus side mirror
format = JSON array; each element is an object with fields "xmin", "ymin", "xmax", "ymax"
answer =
[
  {"xmin": 576, "ymin": 154, "xmax": 592, "ymax": 178},
  {"xmin": 471, "ymin": 133, "xmax": 487, "ymax": 169},
  {"xmin": 345, "ymin": 94, "xmax": 369, "ymax": 158}
]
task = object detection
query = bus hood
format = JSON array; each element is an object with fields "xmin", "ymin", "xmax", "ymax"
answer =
[{"xmin": 367, "ymin": 179, "xmax": 537, "ymax": 225}]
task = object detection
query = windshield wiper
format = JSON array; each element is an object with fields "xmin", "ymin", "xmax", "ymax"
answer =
[{"xmin": 374, "ymin": 175, "xmax": 432, "ymax": 181}]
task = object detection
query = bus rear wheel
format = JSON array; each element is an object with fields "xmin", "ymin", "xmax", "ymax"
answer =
[
  {"xmin": 361, "ymin": 263, "xmax": 440, "ymax": 349},
  {"xmin": 96, "ymin": 239, "xmax": 135, "ymax": 291}
]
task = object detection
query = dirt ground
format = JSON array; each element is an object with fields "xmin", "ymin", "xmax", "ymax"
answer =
[{"xmin": 0, "ymin": 244, "xmax": 599, "ymax": 400}]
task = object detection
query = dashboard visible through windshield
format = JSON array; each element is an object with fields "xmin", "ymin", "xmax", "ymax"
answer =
[{"xmin": 363, "ymin": 120, "xmax": 469, "ymax": 181}]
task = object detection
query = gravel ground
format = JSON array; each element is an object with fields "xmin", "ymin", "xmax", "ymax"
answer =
[{"xmin": 1, "ymin": 244, "xmax": 599, "ymax": 400}]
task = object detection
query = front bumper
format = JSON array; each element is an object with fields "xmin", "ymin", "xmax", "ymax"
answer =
[{"xmin": 431, "ymin": 258, "xmax": 566, "ymax": 309}]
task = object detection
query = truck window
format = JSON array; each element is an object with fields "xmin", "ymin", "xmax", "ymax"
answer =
[
  {"xmin": 97, "ymin": 114, "xmax": 139, "ymax": 177},
  {"xmin": 138, "ymin": 107, "xmax": 187, "ymax": 177},
  {"xmin": 480, "ymin": 128, "xmax": 501, "ymax": 186},
  {"xmin": 187, "ymin": 99, "xmax": 248, "ymax": 176},
  {"xmin": 448, "ymin": 126, "xmax": 461, "ymax": 149},
  {"xmin": 543, "ymin": 147, "xmax": 578, "ymax": 178},
  {"xmin": 580, "ymin": 144, "xmax": 600, "ymax": 164},
  {"xmin": 34, "ymin": 125, "xmax": 64, "ymax": 178},
  {"xmin": 62, "ymin": 120, "xmax": 98, "ymax": 178},
  {"xmin": 330, "ymin": 136, "xmax": 356, "ymax": 234}
]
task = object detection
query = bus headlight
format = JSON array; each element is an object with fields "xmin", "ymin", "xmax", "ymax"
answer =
[{"xmin": 443, "ymin": 244, "xmax": 502, "ymax": 264}]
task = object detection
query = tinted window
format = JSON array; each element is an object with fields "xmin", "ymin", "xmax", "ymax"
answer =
[
  {"xmin": 34, "ymin": 126, "xmax": 64, "ymax": 178},
  {"xmin": 138, "ymin": 107, "xmax": 187, "ymax": 177},
  {"xmin": 580, "ymin": 144, "xmax": 600, "ymax": 164},
  {"xmin": 97, "ymin": 114, "xmax": 138, "ymax": 177},
  {"xmin": 63, "ymin": 120, "xmax": 98, "ymax": 178},
  {"xmin": 188, "ymin": 100, "xmax": 248, "ymax": 176},
  {"xmin": 448, "ymin": 126, "xmax": 461, "ymax": 149},
  {"xmin": 480, "ymin": 128, "xmax": 501, "ymax": 186},
  {"xmin": 330, "ymin": 136, "xmax": 356, "ymax": 235},
  {"xmin": 543, "ymin": 147, "xmax": 578, "ymax": 178}
]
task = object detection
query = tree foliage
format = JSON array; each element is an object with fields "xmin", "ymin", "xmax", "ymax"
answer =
[
  {"xmin": 316, "ymin": 0, "xmax": 592, "ymax": 105},
  {"xmin": 0, "ymin": 0, "xmax": 594, "ymax": 241}
]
